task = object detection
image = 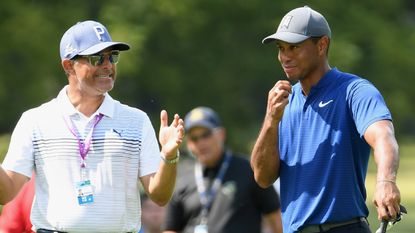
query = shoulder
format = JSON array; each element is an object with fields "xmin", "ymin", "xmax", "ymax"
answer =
[
  {"xmin": 110, "ymin": 100, "xmax": 154, "ymax": 129},
  {"xmin": 114, "ymin": 100, "xmax": 148, "ymax": 118},
  {"xmin": 18, "ymin": 98, "xmax": 59, "ymax": 124},
  {"xmin": 332, "ymin": 68, "xmax": 371, "ymax": 86}
]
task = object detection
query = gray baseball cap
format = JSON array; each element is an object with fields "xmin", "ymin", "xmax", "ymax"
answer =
[{"xmin": 262, "ymin": 6, "xmax": 331, "ymax": 44}]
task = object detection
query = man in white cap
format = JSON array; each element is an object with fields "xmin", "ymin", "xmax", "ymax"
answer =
[
  {"xmin": 251, "ymin": 6, "xmax": 401, "ymax": 233},
  {"xmin": 0, "ymin": 20, "xmax": 184, "ymax": 233}
]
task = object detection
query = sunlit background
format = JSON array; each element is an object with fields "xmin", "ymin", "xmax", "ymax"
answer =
[{"xmin": 0, "ymin": 0, "xmax": 414, "ymax": 232}]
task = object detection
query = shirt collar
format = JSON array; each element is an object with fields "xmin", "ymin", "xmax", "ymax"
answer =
[
  {"xmin": 57, "ymin": 85, "xmax": 115, "ymax": 118},
  {"xmin": 202, "ymin": 151, "xmax": 227, "ymax": 177},
  {"xmin": 312, "ymin": 67, "xmax": 338, "ymax": 90}
]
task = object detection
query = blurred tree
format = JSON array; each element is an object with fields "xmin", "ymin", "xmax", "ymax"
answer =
[{"xmin": 0, "ymin": 0, "xmax": 414, "ymax": 153}]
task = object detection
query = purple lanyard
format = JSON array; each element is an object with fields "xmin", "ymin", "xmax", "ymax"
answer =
[{"xmin": 63, "ymin": 113, "xmax": 104, "ymax": 168}]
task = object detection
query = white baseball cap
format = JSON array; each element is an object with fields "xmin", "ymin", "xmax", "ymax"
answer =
[{"xmin": 60, "ymin": 20, "xmax": 130, "ymax": 60}]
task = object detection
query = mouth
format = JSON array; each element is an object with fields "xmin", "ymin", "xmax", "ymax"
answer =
[
  {"xmin": 282, "ymin": 65, "xmax": 298, "ymax": 76},
  {"xmin": 283, "ymin": 65, "xmax": 296, "ymax": 71},
  {"xmin": 96, "ymin": 74, "xmax": 113, "ymax": 79}
]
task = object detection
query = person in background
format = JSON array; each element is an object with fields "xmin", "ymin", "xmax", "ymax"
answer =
[
  {"xmin": 162, "ymin": 106, "xmax": 283, "ymax": 233},
  {"xmin": 139, "ymin": 194, "xmax": 166, "ymax": 233},
  {"xmin": 0, "ymin": 174, "xmax": 35, "ymax": 233},
  {"xmin": 250, "ymin": 6, "xmax": 401, "ymax": 233},
  {"xmin": 0, "ymin": 20, "xmax": 184, "ymax": 232}
]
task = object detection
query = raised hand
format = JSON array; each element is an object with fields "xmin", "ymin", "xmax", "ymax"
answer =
[
  {"xmin": 158, "ymin": 110, "xmax": 185, "ymax": 158},
  {"xmin": 265, "ymin": 80, "xmax": 292, "ymax": 125}
]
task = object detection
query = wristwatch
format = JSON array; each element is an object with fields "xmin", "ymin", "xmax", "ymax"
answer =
[{"xmin": 160, "ymin": 151, "xmax": 180, "ymax": 164}]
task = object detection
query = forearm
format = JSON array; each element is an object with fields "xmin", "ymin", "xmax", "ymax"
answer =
[
  {"xmin": 250, "ymin": 119, "xmax": 280, "ymax": 188},
  {"xmin": 372, "ymin": 125, "xmax": 399, "ymax": 182},
  {"xmin": 0, "ymin": 168, "xmax": 27, "ymax": 204},
  {"xmin": 365, "ymin": 120, "xmax": 401, "ymax": 219},
  {"xmin": 146, "ymin": 154, "xmax": 178, "ymax": 206}
]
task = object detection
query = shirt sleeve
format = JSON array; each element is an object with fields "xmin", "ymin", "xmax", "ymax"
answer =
[
  {"xmin": 138, "ymin": 114, "xmax": 161, "ymax": 177},
  {"xmin": 2, "ymin": 111, "xmax": 35, "ymax": 178},
  {"xmin": 348, "ymin": 79, "xmax": 392, "ymax": 137},
  {"xmin": 253, "ymin": 180, "xmax": 281, "ymax": 214}
]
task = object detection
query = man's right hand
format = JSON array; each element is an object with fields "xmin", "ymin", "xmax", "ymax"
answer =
[{"xmin": 265, "ymin": 80, "xmax": 292, "ymax": 126}]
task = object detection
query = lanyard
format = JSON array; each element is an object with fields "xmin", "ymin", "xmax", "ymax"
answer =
[
  {"xmin": 63, "ymin": 113, "xmax": 104, "ymax": 169},
  {"xmin": 194, "ymin": 151, "xmax": 232, "ymax": 224}
]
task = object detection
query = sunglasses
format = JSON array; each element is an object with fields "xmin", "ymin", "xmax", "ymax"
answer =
[
  {"xmin": 188, "ymin": 130, "xmax": 213, "ymax": 143},
  {"xmin": 75, "ymin": 51, "xmax": 120, "ymax": 66}
]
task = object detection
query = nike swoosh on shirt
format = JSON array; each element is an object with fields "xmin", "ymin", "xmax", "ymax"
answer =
[{"xmin": 318, "ymin": 100, "xmax": 334, "ymax": 108}]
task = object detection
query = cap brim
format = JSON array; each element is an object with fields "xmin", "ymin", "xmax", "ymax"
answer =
[
  {"xmin": 185, "ymin": 121, "xmax": 216, "ymax": 132},
  {"xmin": 78, "ymin": 41, "xmax": 130, "ymax": 55},
  {"xmin": 262, "ymin": 32, "xmax": 309, "ymax": 44}
]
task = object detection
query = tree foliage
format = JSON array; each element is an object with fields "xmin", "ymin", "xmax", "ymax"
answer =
[{"xmin": 0, "ymin": 0, "xmax": 414, "ymax": 153}]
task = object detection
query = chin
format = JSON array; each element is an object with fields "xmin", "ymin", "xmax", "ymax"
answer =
[{"xmin": 286, "ymin": 75, "xmax": 299, "ymax": 82}]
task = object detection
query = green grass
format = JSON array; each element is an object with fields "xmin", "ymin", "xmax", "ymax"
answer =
[{"xmin": 0, "ymin": 134, "xmax": 413, "ymax": 232}]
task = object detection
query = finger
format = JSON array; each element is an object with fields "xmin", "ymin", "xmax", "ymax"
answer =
[
  {"xmin": 386, "ymin": 205, "xmax": 398, "ymax": 220},
  {"xmin": 388, "ymin": 201, "xmax": 401, "ymax": 220},
  {"xmin": 378, "ymin": 206, "xmax": 389, "ymax": 220},
  {"xmin": 380, "ymin": 203, "xmax": 395, "ymax": 221},
  {"xmin": 176, "ymin": 119, "xmax": 185, "ymax": 143},
  {"xmin": 160, "ymin": 110, "xmax": 168, "ymax": 128},
  {"xmin": 177, "ymin": 118, "xmax": 184, "ymax": 132},
  {"xmin": 271, "ymin": 89, "xmax": 290, "ymax": 107},
  {"xmin": 170, "ymin": 114, "xmax": 180, "ymax": 127},
  {"xmin": 274, "ymin": 80, "xmax": 292, "ymax": 93}
]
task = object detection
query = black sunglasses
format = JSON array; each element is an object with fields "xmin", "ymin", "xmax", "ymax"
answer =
[
  {"xmin": 75, "ymin": 50, "xmax": 120, "ymax": 66},
  {"xmin": 188, "ymin": 130, "xmax": 213, "ymax": 143}
]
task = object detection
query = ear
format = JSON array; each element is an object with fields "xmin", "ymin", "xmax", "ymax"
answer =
[
  {"xmin": 62, "ymin": 59, "xmax": 75, "ymax": 76},
  {"xmin": 318, "ymin": 36, "xmax": 330, "ymax": 56},
  {"xmin": 217, "ymin": 127, "xmax": 226, "ymax": 142}
]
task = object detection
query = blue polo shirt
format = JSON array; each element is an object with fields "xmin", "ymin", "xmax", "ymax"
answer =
[{"xmin": 278, "ymin": 68, "xmax": 392, "ymax": 233}]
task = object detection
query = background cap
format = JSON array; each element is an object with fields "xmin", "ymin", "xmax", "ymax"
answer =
[
  {"xmin": 184, "ymin": 106, "xmax": 222, "ymax": 131},
  {"xmin": 262, "ymin": 6, "xmax": 331, "ymax": 44},
  {"xmin": 59, "ymin": 20, "xmax": 130, "ymax": 60}
]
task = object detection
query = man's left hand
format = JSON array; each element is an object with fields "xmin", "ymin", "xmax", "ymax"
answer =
[{"xmin": 158, "ymin": 110, "xmax": 185, "ymax": 158}]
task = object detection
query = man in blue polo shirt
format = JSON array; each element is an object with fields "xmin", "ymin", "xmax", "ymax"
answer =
[{"xmin": 250, "ymin": 6, "xmax": 401, "ymax": 233}]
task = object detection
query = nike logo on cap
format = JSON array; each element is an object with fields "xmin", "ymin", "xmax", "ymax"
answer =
[{"xmin": 318, "ymin": 100, "xmax": 333, "ymax": 108}]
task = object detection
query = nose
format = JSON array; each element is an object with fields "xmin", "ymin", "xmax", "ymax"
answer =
[
  {"xmin": 99, "ymin": 55, "xmax": 113, "ymax": 68},
  {"xmin": 278, "ymin": 50, "xmax": 289, "ymax": 63}
]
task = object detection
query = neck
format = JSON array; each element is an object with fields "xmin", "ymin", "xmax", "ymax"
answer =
[
  {"xmin": 204, "ymin": 151, "xmax": 225, "ymax": 168},
  {"xmin": 66, "ymin": 87, "xmax": 104, "ymax": 117},
  {"xmin": 300, "ymin": 62, "xmax": 331, "ymax": 96}
]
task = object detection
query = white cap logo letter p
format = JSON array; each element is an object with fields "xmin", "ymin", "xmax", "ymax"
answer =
[{"xmin": 93, "ymin": 26, "xmax": 106, "ymax": 41}]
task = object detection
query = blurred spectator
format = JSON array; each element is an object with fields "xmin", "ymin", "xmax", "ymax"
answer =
[
  {"xmin": 0, "ymin": 174, "xmax": 35, "ymax": 233},
  {"xmin": 162, "ymin": 106, "xmax": 282, "ymax": 233},
  {"xmin": 139, "ymin": 194, "xmax": 166, "ymax": 233}
]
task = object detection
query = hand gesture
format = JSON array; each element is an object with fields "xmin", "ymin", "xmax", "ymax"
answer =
[
  {"xmin": 266, "ymin": 80, "xmax": 292, "ymax": 125},
  {"xmin": 158, "ymin": 110, "xmax": 185, "ymax": 158}
]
